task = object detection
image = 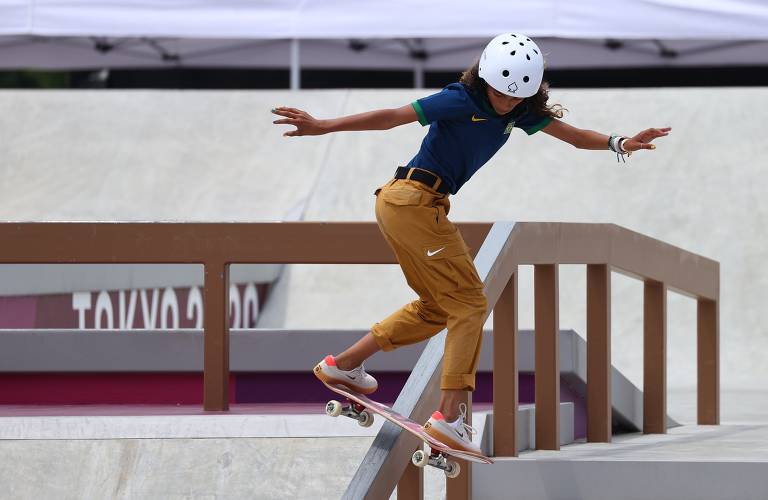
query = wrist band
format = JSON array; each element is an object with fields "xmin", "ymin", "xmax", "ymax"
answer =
[
  {"xmin": 608, "ymin": 134, "xmax": 626, "ymax": 154},
  {"xmin": 609, "ymin": 134, "xmax": 629, "ymax": 164},
  {"xmin": 608, "ymin": 134, "xmax": 618, "ymax": 152}
]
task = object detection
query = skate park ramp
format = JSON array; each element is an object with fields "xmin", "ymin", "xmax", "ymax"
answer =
[
  {"xmin": 0, "ymin": 90, "xmax": 354, "ymax": 308},
  {"xmin": 2, "ymin": 86, "xmax": 767, "ymax": 402},
  {"xmin": 0, "ymin": 90, "xmax": 352, "ymax": 222}
]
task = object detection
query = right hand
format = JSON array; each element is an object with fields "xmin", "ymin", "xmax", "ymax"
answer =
[{"xmin": 271, "ymin": 106, "xmax": 327, "ymax": 137}]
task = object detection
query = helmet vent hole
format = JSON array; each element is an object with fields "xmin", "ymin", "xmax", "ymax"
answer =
[
  {"xmin": 519, "ymin": 42, "xmax": 524, "ymax": 46},
  {"xmin": 502, "ymin": 41, "xmax": 509, "ymax": 45},
  {"xmin": 533, "ymin": 49, "xmax": 539, "ymax": 54},
  {"xmin": 511, "ymin": 50, "xmax": 516, "ymax": 56},
  {"xmin": 502, "ymin": 70, "xmax": 510, "ymax": 77},
  {"xmin": 526, "ymin": 54, "xmax": 530, "ymax": 60},
  {"xmin": 523, "ymin": 76, "xmax": 530, "ymax": 83},
  {"xmin": 526, "ymin": 38, "xmax": 531, "ymax": 41},
  {"xmin": 511, "ymin": 34, "xmax": 517, "ymax": 37}
]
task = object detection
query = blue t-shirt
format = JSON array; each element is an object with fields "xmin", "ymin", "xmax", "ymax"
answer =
[{"xmin": 407, "ymin": 83, "xmax": 552, "ymax": 194}]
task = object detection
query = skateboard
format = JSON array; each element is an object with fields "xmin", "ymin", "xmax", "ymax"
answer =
[{"xmin": 319, "ymin": 380, "xmax": 493, "ymax": 478}]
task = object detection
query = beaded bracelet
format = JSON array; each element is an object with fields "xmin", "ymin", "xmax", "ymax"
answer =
[{"xmin": 608, "ymin": 134, "xmax": 629, "ymax": 163}]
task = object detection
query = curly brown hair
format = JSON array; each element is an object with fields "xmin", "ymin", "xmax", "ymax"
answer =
[{"xmin": 459, "ymin": 59, "xmax": 565, "ymax": 119}]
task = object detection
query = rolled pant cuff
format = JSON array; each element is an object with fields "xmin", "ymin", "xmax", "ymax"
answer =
[
  {"xmin": 440, "ymin": 374, "xmax": 475, "ymax": 392},
  {"xmin": 370, "ymin": 324, "xmax": 396, "ymax": 352}
]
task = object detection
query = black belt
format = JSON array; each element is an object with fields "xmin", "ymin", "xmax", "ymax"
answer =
[{"xmin": 394, "ymin": 167, "xmax": 450, "ymax": 195}]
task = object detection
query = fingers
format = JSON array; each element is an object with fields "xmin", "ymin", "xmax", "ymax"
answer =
[
  {"xmin": 272, "ymin": 109, "xmax": 301, "ymax": 119},
  {"xmin": 272, "ymin": 106, "xmax": 313, "ymax": 138},
  {"xmin": 633, "ymin": 127, "xmax": 671, "ymax": 145},
  {"xmin": 274, "ymin": 106, "xmax": 302, "ymax": 113},
  {"xmin": 272, "ymin": 106, "xmax": 304, "ymax": 116},
  {"xmin": 648, "ymin": 127, "xmax": 671, "ymax": 138}
]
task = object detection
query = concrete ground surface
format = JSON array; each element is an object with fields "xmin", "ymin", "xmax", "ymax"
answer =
[
  {"xmin": 2, "ymin": 392, "xmax": 766, "ymax": 500},
  {"xmin": 0, "ymin": 408, "xmax": 461, "ymax": 500},
  {"xmin": 1, "ymin": 436, "xmax": 373, "ymax": 500}
]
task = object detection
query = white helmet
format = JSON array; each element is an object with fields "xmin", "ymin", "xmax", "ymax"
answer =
[{"xmin": 478, "ymin": 33, "xmax": 544, "ymax": 98}]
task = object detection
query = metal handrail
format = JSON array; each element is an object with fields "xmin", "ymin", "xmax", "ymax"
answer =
[{"xmin": 343, "ymin": 222, "xmax": 517, "ymax": 499}]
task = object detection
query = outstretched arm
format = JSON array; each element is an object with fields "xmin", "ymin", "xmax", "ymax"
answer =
[
  {"xmin": 542, "ymin": 118, "xmax": 671, "ymax": 153},
  {"xmin": 272, "ymin": 104, "xmax": 418, "ymax": 137}
]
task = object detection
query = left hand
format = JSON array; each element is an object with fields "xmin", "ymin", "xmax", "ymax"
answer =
[{"xmin": 621, "ymin": 127, "xmax": 671, "ymax": 152}]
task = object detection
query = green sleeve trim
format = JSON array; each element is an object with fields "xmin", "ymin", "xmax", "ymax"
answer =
[
  {"xmin": 522, "ymin": 116, "xmax": 553, "ymax": 136},
  {"xmin": 411, "ymin": 101, "xmax": 429, "ymax": 126}
]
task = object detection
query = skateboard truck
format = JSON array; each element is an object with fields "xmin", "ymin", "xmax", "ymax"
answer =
[
  {"xmin": 411, "ymin": 448, "xmax": 461, "ymax": 478},
  {"xmin": 325, "ymin": 398, "xmax": 374, "ymax": 427}
]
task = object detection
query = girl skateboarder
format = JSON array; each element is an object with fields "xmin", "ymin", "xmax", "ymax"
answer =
[{"xmin": 273, "ymin": 33, "xmax": 670, "ymax": 454}]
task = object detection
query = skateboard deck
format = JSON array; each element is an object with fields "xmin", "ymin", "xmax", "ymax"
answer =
[{"xmin": 320, "ymin": 380, "xmax": 493, "ymax": 473}]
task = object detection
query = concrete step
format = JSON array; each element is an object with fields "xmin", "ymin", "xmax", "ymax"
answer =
[
  {"xmin": 476, "ymin": 402, "xmax": 575, "ymax": 454},
  {"xmin": 472, "ymin": 424, "xmax": 768, "ymax": 500},
  {"xmin": 0, "ymin": 403, "xmax": 573, "ymax": 453}
]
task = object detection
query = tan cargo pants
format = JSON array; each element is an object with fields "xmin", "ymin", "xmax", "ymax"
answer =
[{"xmin": 370, "ymin": 172, "xmax": 488, "ymax": 391}]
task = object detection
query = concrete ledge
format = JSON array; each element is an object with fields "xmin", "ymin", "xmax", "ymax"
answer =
[
  {"xmin": 0, "ymin": 329, "xmax": 678, "ymax": 431},
  {"xmin": 0, "ymin": 408, "xmax": 486, "ymax": 442},
  {"xmin": 474, "ymin": 425, "xmax": 768, "ymax": 500},
  {"xmin": 0, "ymin": 413, "xmax": 383, "ymax": 440},
  {"xmin": 479, "ymin": 402, "xmax": 575, "ymax": 454},
  {"xmin": 0, "ymin": 328, "xmax": 677, "ymax": 432},
  {"xmin": 474, "ymin": 460, "xmax": 768, "ymax": 500}
]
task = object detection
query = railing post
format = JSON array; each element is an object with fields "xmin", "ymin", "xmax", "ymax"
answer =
[
  {"xmin": 396, "ymin": 450, "xmax": 423, "ymax": 500},
  {"xmin": 587, "ymin": 264, "xmax": 612, "ymax": 442},
  {"xmin": 534, "ymin": 264, "xmax": 559, "ymax": 450},
  {"xmin": 446, "ymin": 392, "xmax": 471, "ymax": 500},
  {"xmin": 493, "ymin": 270, "xmax": 518, "ymax": 456},
  {"xmin": 203, "ymin": 260, "xmax": 230, "ymax": 411},
  {"xmin": 643, "ymin": 280, "xmax": 666, "ymax": 433},
  {"xmin": 697, "ymin": 298, "xmax": 720, "ymax": 424}
]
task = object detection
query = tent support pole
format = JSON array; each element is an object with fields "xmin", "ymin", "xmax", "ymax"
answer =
[{"xmin": 290, "ymin": 38, "xmax": 300, "ymax": 90}]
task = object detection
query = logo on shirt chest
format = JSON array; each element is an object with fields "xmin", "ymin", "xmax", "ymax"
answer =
[{"xmin": 470, "ymin": 115, "xmax": 515, "ymax": 134}]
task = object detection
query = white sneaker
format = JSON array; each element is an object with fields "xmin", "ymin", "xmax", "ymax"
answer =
[
  {"xmin": 423, "ymin": 402, "xmax": 481, "ymax": 454},
  {"xmin": 313, "ymin": 355, "xmax": 378, "ymax": 395}
]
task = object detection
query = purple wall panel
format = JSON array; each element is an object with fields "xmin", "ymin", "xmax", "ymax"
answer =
[
  {"xmin": 0, "ymin": 296, "xmax": 37, "ymax": 328},
  {"xmin": 235, "ymin": 371, "xmax": 587, "ymax": 438}
]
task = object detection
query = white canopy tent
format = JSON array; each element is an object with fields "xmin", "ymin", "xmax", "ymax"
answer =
[{"xmin": 1, "ymin": 0, "xmax": 767, "ymax": 86}]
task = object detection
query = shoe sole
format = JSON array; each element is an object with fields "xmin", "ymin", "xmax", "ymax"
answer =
[
  {"xmin": 423, "ymin": 421, "xmax": 481, "ymax": 454},
  {"xmin": 313, "ymin": 362, "xmax": 377, "ymax": 395}
]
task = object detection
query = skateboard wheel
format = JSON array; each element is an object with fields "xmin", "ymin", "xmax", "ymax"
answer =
[
  {"xmin": 445, "ymin": 461, "xmax": 461, "ymax": 479},
  {"xmin": 411, "ymin": 450, "xmax": 428, "ymax": 468},
  {"xmin": 358, "ymin": 410, "xmax": 374, "ymax": 427},
  {"xmin": 325, "ymin": 400, "xmax": 343, "ymax": 417}
]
